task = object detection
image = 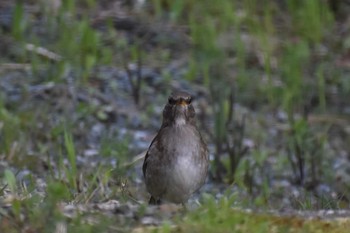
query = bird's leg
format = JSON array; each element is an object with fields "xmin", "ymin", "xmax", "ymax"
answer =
[{"xmin": 149, "ymin": 196, "xmax": 162, "ymax": 205}]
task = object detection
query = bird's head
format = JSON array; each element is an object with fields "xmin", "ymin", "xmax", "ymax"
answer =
[{"xmin": 162, "ymin": 91, "xmax": 195, "ymax": 127}]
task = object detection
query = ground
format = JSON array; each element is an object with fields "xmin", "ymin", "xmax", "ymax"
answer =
[{"xmin": 1, "ymin": 0, "xmax": 350, "ymax": 232}]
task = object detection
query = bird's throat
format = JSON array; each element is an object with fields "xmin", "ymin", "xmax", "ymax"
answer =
[{"xmin": 174, "ymin": 116, "xmax": 187, "ymax": 126}]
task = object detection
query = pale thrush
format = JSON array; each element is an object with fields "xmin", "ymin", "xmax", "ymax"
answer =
[{"xmin": 143, "ymin": 91, "xmax": 209, "ymax": 204}]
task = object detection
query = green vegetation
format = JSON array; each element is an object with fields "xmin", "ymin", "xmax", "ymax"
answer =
[
  {"xmin": 1, "ymin": 0, "xmax": 350, "ymax": 232},
  {"xmin": 177, "ymin": 195, "xmax": 350, "ymax": 233}
]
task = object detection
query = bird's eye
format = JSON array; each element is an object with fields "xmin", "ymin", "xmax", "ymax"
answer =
[
  {"xmin": 186, "ymin": 97, "xmax": 192, "ymax": 104},
  {"xmin": 168, "ymin": 97, "xmax": 176, "ymax": 105}
]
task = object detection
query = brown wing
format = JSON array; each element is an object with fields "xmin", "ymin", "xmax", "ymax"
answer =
[{"xmin": 142, "ymin": 133, "xmax": 160, "ymax": 177}]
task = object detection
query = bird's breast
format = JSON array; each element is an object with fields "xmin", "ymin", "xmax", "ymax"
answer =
[
  {"xmin": 163, "ymin": 125, "xmax": 205, "ymax": 188},
  {"xmin": 163, "ymin": 125, "xmax": 200, "ymax": 157}
]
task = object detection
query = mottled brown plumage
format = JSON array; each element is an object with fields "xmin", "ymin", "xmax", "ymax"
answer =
[{"xmin": 143, "ymin": 91, "xmax": 209, "ymax": 204}]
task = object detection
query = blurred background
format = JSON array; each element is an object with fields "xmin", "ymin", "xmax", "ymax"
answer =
[{"xmin": 1, "ymin": 0, "xmax": 350, "ymax": 231}]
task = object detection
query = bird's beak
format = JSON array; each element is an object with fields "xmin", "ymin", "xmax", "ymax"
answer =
[{"xmin": 176, "ymin": 100, "xmax": 188, "ymax": 106}]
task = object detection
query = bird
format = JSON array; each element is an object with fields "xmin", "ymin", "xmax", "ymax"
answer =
[{"xmin": 142, "ymin": 91, "xmax": 209, "ymax": 205}]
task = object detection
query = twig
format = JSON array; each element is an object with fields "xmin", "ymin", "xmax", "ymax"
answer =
[
  {"xmin": 25, "ymin": 43, "xmax": 62, "ymax": 61},
  {"xmin": 121, "ymin": 150, "xmax": 147, "ymax": 168},
  {"xmin": 0, "ymin": 63, "xmax": 32, "ymax": 71},
  {"xmin": 120, "ymin": 179, "xmax": 142, "ymax": 205},
  {"xmin": 123, "ymin": 44, "xmax": 143, "ymax": 106}
]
